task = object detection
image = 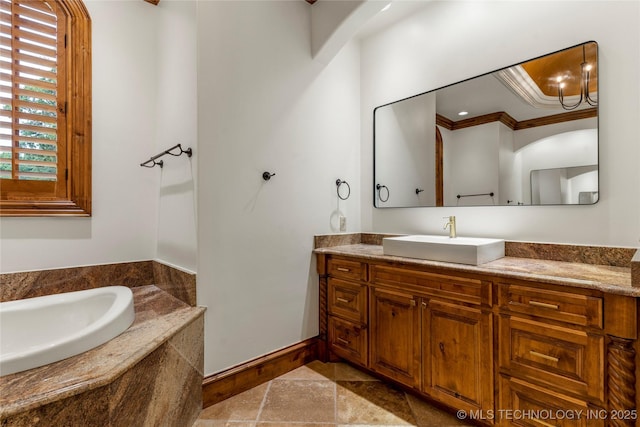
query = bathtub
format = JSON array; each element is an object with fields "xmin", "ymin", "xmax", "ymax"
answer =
[{"xmin": 0, "ymin": 286, "xmax": 135, "ymax": 376}]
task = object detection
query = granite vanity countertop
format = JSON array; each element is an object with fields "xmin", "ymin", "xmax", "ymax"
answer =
[
  {"xmin": 314, "ymin": 244, "xmax": 639, "ymax": 297},
  {"xmin": 0, "ymin": 285, "xmax": 206, "ymax": 418}
]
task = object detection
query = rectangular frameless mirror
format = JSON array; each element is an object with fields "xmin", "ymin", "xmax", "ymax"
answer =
[{"xmin": 374, "ymin": 41, "xmax": 598, "ymax": 208}]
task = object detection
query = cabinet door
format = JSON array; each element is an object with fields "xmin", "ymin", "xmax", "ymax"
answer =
[
  {"xmin": 423, "ymin": 299, "xmax": 493, "ymax": 412},
  {"xmin": 370, "ymin": 286, "xmax": 421, "ymax": 388}
]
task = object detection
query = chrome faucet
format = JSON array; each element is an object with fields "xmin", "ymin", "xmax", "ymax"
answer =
[{"xmin": 443, "ymin": 216, "xmax": 457, "ymax": 238}]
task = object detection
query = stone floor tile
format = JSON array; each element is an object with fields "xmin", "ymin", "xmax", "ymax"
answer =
[
  {"xmin": 277, "ymin": 360, "xmax": 336, "ymax": 381},
  {"xmin": 334, "ymin": 362, "xmax": 379, "ymax": 382},
  {"xmin": 258, "ymin": 379, "xmax": 336, "ymax": 423},
  {"xmin": 195, "ymin": 362, "xmax": 476, "ymax": 427},
  {"xmin": 336, "ymin": 381, "xmax": 416, "ymax": 425},
  {"xmin": 198, "ymin": 382, "xmax": 269, "ymax": 421}
]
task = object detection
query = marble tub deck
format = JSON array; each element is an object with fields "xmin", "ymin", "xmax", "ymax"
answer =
[{"xmin": 0, "ymin": 285, "xmax": 205, "ymax": 423}]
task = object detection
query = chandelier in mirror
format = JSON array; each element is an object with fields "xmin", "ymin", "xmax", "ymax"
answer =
[{"xmin": 556, "ymin": 44, "xmax": 598, "ymax": 110}]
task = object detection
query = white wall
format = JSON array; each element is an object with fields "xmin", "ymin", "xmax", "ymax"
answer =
[
  {"xmin": 0, "ymin": 1, "xmax": 160, "ymax": 273},
  {"xmin": 197, "ymin": 1, "xmax": 361, "ymax": 375},
  {"xmin": 154, "ymin": 0, "xmax": 198, "ymax": 273},
  {"xmin": 361, "ymin": 0, "xmax": 640, "ymax": 247}
]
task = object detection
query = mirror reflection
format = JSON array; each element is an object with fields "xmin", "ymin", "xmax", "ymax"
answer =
[{"xmin": 374, "ymin": 41, "xmax": 598, "ymax": 208}]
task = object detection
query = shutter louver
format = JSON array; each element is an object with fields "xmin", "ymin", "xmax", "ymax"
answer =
[{"xmin": 0, "ymin": 0, "xmax": 59, "ymax": 181}]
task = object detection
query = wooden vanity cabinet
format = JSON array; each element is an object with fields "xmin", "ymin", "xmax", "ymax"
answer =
[
  {"xmin": 324, "ymin": 256, "xmax": 495, "ymax": 413},
  {"xmin": 318, "ymin": 252, "xmax": 639, "ymax": 427}
]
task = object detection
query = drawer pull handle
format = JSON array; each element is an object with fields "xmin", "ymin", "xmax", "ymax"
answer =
[
  {"xmin": 336, "ymin": 297, "xmax": 351, "ymax": 303},
  {"xmin": 529, "ymin": 350, "xmax": 559, "ymax": 363},
  {"xmin": 336, "ymin": 267, "xmax": 351, "ymax": 272},
  {"xmin": 337, "ymin": 337, "xmax": 350, "ymax": 345},
  {"xmin": 528, "ymin": 300, "xmax": 559, "ymax": 310}
]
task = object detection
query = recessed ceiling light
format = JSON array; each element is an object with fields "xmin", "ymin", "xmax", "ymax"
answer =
[
  {"xmin": 381, "ymin": 3, "xmax": 392, "ymax": 12},
  {"xmin": 458, "ymin": 111, "xmax": 469, "ymax": 116}
]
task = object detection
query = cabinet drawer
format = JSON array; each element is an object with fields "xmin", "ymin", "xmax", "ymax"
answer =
[
  {"xmin": 499, "ymin": 316, "xmax": 604, "ymax": 403},
  {"xmin": 499, "ymin": 284, "xmax": 603, "ymax": 328},
  {"xmin": 328, "ymin": 278, "xmax": 367, "ymax": 324},
  {"xmin": 328, "ymin": 316, "xmax": 367, "ymax": 367},
  {"xmin": 328, "ymin": 257, "xmax": 367, "ymax": 282},
  {"xmin": 370, "ymin": 264, "xmax": 488, "ymax": 306},
  {"xmin": 499, "ymin": 376, "xmax": 604, "ymax": 427}
]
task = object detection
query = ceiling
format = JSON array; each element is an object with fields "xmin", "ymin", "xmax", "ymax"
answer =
[
  {"xmin": 436, "ymin": 43, "xmax": 598, "ymax": 122},
  {"xmin": 304, "ymin": 1, "xmax": 597, "ymax": 121},
  {"xmin": 304, "ymin": 0, "xmax": 434, "ymax": 40}
]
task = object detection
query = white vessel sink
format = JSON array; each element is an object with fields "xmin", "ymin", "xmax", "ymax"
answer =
[{"xmin": 382, "ymin": 235, "xmax": 505, "ymax": 265}]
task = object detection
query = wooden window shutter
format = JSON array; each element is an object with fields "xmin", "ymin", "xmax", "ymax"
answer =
[
  {"xmin": 1, "ymin": 0, "xmax": 66, "ymax": 193},
  {"xmin": 0, "ymin": 0, "xmax": 91, "ymax": 216}
]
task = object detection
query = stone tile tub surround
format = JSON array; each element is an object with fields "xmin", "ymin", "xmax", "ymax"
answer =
[
  {"xmin": 315, "ymin": 233, "xmax": 640, "ymax": 291},
  {"xmin": 0, "ymin": 285, "xmax": 205, "ymax": 426},
  {"xmin": 0, "ymin": 259, "xmax": 196, "ymax": 305}
]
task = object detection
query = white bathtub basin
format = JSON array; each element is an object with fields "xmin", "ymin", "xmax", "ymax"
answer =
[
  {"xmin": 0, "ymin": 286, "xmax": 135, "ymax": 376},
  {"xmin": 383, "ymin": 235, "xmax": 505, "ymax": 265}
]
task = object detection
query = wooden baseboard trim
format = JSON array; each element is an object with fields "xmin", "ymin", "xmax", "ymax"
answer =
[{"xmin": 202, "ymin": 337, "xmax": 319, "ymax": 408}]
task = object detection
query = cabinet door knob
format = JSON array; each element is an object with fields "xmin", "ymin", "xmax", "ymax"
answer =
[
  {"xmin": 336, "ymin": 267, "xmax": 350, "ymax": 272},
  {"xmin": 439, "ymin": 342, "xmax": 445, "ymax": 353},
  {"xmin": 410, "ymin": 299, "xmax": 416, "ymax": 307},
  {"xmin": 336, "ymin": 297, "xmax": 351, "ymax": 303},
  {"xmin": 337, "ymin": 337, "xmax": 350, "ymax": 345}
]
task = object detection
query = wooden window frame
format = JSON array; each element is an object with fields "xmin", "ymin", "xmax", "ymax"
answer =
[{"xmin": 1, "ymin": 0, "xmax": 91, "ymax": 217}]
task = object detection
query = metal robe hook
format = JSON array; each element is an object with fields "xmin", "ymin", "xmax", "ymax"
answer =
[{"xmin": 262, "ymin": 172, "xmax": 276, "ymax": 181}]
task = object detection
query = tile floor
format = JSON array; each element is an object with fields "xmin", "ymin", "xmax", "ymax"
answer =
[{"xmin": 194, "ymin": 361, "xmax": 470, "ymax": 427}]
